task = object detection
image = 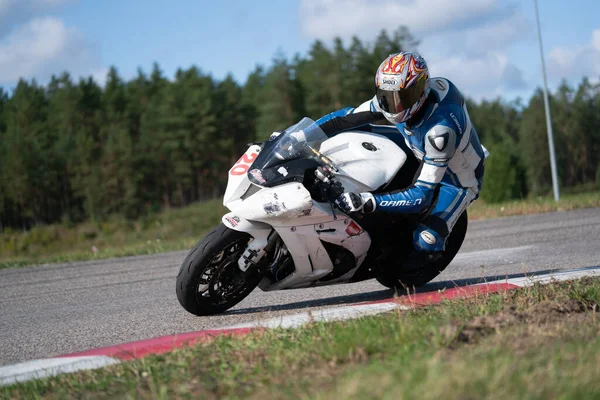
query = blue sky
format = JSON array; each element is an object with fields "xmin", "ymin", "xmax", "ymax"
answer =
[{"xmin": 0, "ymin": 0, "xmax": 598, "ymax": 102}]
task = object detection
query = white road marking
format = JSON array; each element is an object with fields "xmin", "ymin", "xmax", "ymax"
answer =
[
  {"xmin": 454, "ymin": 245, "xmax": 534, "ymax": 262},
  {"xmin": 0, "ymin": 356, "xmax": 119, "ymax": 386},
  {"xmin": 495, "ymin": 266, "xmax": 600, "ymax": 287},
  {"xmin": 227, "ymin": 302, "xmax": 406, "ymax": 330},
  {"xmin": 3, "ymin": 264, "xmax": 600, "ymax": 387}
]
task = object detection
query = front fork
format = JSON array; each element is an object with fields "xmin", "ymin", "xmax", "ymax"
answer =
[
  {"xmin": 237, "ymin": 229, "xmax": 279, "ymax": 272},
  {"xmin": 221, "ymin": 212, "xmax": 276, "ymax": 272}
]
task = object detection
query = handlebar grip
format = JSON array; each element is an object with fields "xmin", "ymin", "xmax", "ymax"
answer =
[{"xmin": 326, "ymin": 181, "xmax": 345, "ymax": 203}]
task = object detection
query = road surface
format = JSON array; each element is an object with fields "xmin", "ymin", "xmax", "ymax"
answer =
[{"xmin": 1, "ymin": 208, "xmax": 599, "ymax": 365}]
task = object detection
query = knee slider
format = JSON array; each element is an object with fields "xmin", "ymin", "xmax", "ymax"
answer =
[{"xmin": 413, "ymin": 224, "xmax": 445, "ymax": 252}]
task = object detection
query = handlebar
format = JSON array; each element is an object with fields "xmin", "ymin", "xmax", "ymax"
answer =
[{"xmin": 314, "ymin": 167, "xmax": 345, "ymax": 204}]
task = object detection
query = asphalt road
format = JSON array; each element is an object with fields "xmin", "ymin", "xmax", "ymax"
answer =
[{"xmin": 1, "ymin": 208, "xmax": 599, "ymax": 366}]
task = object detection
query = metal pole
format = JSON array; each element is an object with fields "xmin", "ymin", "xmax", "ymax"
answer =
[{"xmin": 533, "ymin": 0, "xmax": 560, "ymax": 202}]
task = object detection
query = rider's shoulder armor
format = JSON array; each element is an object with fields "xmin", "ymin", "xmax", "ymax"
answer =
[
  {"xmin": 396, "ymin": 78, "xmax": 468, "ymax": 158},
  {"xmin": 395, "ymin": 77, "xmax": 486, "ymax": 191}
]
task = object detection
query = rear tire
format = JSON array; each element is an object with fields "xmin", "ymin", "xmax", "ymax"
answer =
[
  {"xmin": 176, "ymin": 224, "xmax": 264, "ymax": 316},
  {"xmin": 376, "ymin": 210, "xmax": 468, "ymax": 288}
]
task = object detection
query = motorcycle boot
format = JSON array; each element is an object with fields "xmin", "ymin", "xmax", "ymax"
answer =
[{"xmin": 400, "ymin": 223, "xmax": 445, "ymax": 270}]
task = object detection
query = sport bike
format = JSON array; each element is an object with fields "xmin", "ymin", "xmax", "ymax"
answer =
[{"xmin": 176, "ymin": 118, "xmax": 467, "ymax": 316}]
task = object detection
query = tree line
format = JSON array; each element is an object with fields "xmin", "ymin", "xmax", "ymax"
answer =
[{"xmin": 1, "ymin": 28, "xmax": 599, "ymax": 230}]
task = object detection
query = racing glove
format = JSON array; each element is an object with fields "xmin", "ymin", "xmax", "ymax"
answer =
[{"xmin": 335, "ymin": 192, "xmax": 376, "ymax": 213}]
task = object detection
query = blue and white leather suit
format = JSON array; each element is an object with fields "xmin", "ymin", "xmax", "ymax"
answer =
[{"xmin": 316, "ymin": 78, "xmax": 488, "ymax": 253}]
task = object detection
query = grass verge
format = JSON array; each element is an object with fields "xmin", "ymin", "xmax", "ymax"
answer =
[
  {"xmin": 468, "ymin": 189, "xmax": 600, "ymax": 220},
  {"xmin": 3, "ymin": 278, "xmax": 600, "ymax": 399},
  {"xmin": 0, "ymin": 200, "xmax": 227, "ymax": 269},
  {"xmin": 1, "ymin": 191, "xmax": 599, "ymax": 269}
]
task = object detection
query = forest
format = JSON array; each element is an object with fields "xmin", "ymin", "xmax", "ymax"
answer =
[{"xmin": 1, "ymin": 28, "xmax": 599, "ymax": 230}]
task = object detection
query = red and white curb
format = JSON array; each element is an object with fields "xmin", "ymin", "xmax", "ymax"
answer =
[
  {"xmin": 0, "ymin": 357, "xmax": 120, "ymax": 386},
  {"xmin": 2, "ymin": 266, "xmax": 600, "ymax": 386}
]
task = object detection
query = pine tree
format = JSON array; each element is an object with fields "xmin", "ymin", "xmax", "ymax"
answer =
[
  {"xmin": 297, "ymin": 40, "xmax": 337, "ymax": 118},
  {"xmin": 480, "ymin": 137, "xmax": 526, "ymax": 202},
  {"xmin": 2, "ymin": 25, "xmax": 600, "ymax": 230},
  {"xmin": 557, "ymin": 78, "xmax": 600, "ymax": 186},
  {"xmin": 138, "ymin": 63, "xmax": 173, "ymax": 210},
  {"xmin": 0, "ymin": 88, "xmax": 8, "ymax": 231},
  {"xmin": 241, "ymin": 66, "xmax": 265, "ymax": 144},
  {"xmin": 68, "ymin": 77, "xmax": 104, "ymax": 222},
  {"xmin": 98, "ymin": 67, "xmax": 133, "ymax": 215},
  {"xmin": 519, "ymin": 89, "xmax": 558, "ymax": 195},
  {"xmin": 171, "ymin": 66, "xmax": 216, "ymax": 203},
  {"xmin": 2, "ymin": 79, "xmax": 57, "ymax": 226},
  {"xmin": 256, "ymin": 55, "xmax": 304, "ymax": 137}
]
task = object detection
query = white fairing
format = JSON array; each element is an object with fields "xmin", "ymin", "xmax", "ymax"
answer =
[
  {"xmin": 222, "ymin": 130, "xmax": 408, "ymax": 290},
  {"xmin": 320, "ymin": 132, "xmax": 406, "ymax": 193},
  {"xmin": 223, "ymin": 144, "xmax": 261, "ymax": 206}
]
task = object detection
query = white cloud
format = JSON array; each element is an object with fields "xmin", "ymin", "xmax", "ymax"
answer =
[
  {"xmin": 457, "ymin": 11, "xmax": 530, "ymax": 56},
  {"xmin": 0, "ymin": 0, "xmax": 102, "ymax": 87},
  {"xmin": 0, "ymin": 0, "xmax": 72, "ymax": 17},
  {"xmin": 300, "ymin": 0, "xmax": 510, "ymax": 41},
  {"xmin": 299, "ymin": 0, "xmax": 531, "ymax": 101},
  {"xmin": 419, "ymin": 10, "xmax": 530, "ymax": 100},
  {"xmin": 548, "ymin": 29, "xmax": 600, "ymax": 83},
  {"xmin": 0, "ymin": 17, "xmax": 101, "ymax": 86},
  {"xmin": 429, "ymin": 52, "xmax": 526, "ymax": 100},
  {"xmin": 0, "ymin": 0, "xmax": 74, "ymax": 34},
  {"xmin": 593, "ymin": 30, "xmax": 600, "ymax": 51}
]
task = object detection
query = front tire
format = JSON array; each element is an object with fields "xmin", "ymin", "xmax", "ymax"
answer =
[
  {"xmin": 176, "ymin": 224, "xmax": 264, "ymax": 316},
  {"xmin": 376, "ymin": 210, "xmax": 468, "ymax": 288}
]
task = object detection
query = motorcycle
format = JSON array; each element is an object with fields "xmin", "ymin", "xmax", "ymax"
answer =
[{"xmin": 176, "ymin": 118, "xmax": 467, "ymax": 316}]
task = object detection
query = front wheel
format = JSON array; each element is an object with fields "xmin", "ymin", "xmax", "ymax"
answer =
[
  {"xmin": 376, "ymin": 210, "xmax": 468, "ymax": 288},
  {"xmin": 176, "ymin": 224, "xmax": 265, "ymax": 316}
]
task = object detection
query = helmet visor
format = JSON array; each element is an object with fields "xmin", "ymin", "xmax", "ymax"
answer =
[{"xmin": 376, "ymin": 78, "xmax": 427, "ymax": 115}]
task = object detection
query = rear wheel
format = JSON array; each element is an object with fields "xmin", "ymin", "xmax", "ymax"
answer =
[
  {"xmin": 376, "ymin": 210, "xmax": 468, "ymax": 288},
  {"xmin": 176, "ymin": 224, "xmax": 265, "ymax": 316}
]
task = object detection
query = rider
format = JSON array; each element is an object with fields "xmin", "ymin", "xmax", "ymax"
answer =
[{"xmin": 314, "ymin": 52, "xmax": 488, "ymax": 266}]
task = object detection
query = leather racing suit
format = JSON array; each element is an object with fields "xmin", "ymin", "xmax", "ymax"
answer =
[{"xmin": 317, "ymin": 77, "xmax": 488, "ymax": 253}]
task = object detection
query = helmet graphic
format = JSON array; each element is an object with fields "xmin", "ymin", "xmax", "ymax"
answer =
[{"xmin": 375, "ymin": 52, "xmax": 430, "ymax": 123}]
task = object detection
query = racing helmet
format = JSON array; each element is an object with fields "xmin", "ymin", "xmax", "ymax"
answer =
[{"xmin": 375, "ymin": 52, "xmax": 430, "ymax": 124}]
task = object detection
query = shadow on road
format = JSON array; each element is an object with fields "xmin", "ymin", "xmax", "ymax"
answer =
[{"xmin": 228, "ymin": 267, "xmax": 574, "ymax": 315}]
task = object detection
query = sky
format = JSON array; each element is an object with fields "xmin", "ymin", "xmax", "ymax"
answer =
[{"xmin": 0, "ymin": 0, "xmax": 599, "ymax": 102}]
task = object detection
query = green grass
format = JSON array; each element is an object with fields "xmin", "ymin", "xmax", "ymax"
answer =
[
  {"xmin": 3, "ymin": 278, "xmax": 600, "ymax": 399},
  {"xmin": 0, "ymin": 200, "xmax": 227, "ymax": 269},
  {"xmin": 468, "ymin": 189, "xmax": 600, "ymax": 220},
  {"xmin": 1, "ymin": 191, "xmax": 599, "ymax": 269}
]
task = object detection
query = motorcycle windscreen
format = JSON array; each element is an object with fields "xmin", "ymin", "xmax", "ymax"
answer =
[{"xmin": 248, "ymin": 118, "xmax": 327, "ymax": 187}]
